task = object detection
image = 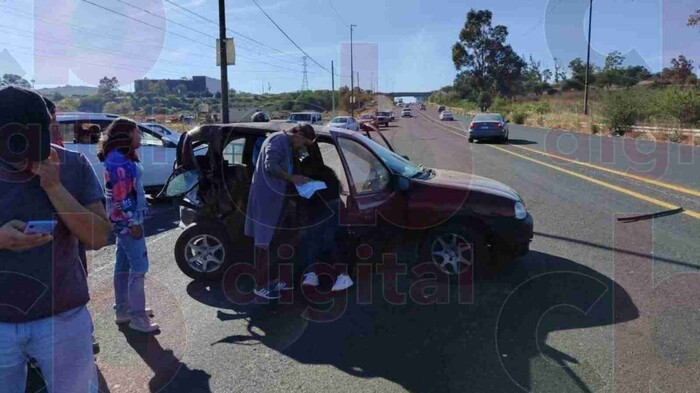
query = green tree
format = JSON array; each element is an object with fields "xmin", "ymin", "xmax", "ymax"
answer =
[
  {"xmin": 660, "ymin": 55, "xmax": 697, "ymax": 85},
  {"xmin": 57, "ymin": 97, "xmax": 80, "ymax": 111},
  {"xmin": 149, "ymin": 80, "xmax": 170, "ymax": 95},
  {"xmin": 689, "ymin": 9, "xmax": 699, "ymax": 26},
  {"xmin": 451, "ymin": 9, "xmax": 525, "ymax": 106},
  {"xmin": 564, "ymin": 58, "xmax": 596, "ymax": 90},
  {"xmin": 78, "ymin": 95, "xmax": 105, "ymax": 112},
  {"xmin": 553, "ymin": 58, "xmax": 567, "ymax": 85},
  {"xmin": 98, "ymin": 76, "xmax": 119, "ymax": 96},
  {"xmin": 0, "ymin": 74, "xmax": 31, "ymax": 88},
  {"xmin": 174, "ymin": 83, "xmax": 188, "ymax": 95}
]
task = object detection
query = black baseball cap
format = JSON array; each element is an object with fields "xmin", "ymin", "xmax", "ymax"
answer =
[{"xmin": 0, "ymin": 86, "xmax": 51, "ymax": 163}]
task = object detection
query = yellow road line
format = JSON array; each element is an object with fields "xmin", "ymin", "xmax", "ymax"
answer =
[
  {"xmin": 508, "ymin": 145, "xmax": 700, "ymax": 198},
  {"xmin": 415, "ymin": 111, "xmax": 700, "ymax": 221}
]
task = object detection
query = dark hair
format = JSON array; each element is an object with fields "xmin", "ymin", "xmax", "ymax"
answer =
[
  {"xmin": 43, "ymin": 97, "xmax": 56, "ymax": 116},
  {"xmin": 288, "ymin": 123, "xmax": 316, "ymax": 141},
  {"xmin": 96, "ymin": 117, "xmax": 139, "ymax": 162}
]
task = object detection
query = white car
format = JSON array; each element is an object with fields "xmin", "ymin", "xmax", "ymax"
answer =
[
  {"xmin": 325, "ymin": 116, "xmax": 360, "ymax": 131},
  {"xmin": 439, "ymin": 111, "xmax": 454, "ymax": 121},
  {"xmin": 56, "ymin": 112, "xmax": 178, "ymax": 193},
  {"xmin": 401, "ymin": 108, "xmax": 412, "ymax": 117},
  {"xmin": 141, "ymin": 122, "xmax": 181, "ymax": 145}
]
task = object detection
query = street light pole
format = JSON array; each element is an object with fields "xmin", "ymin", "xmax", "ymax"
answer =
[
  {"xmin": 218, "ymin": 0, "xmax": 230, "ymax": 123},
  {"xmin": 350, "ymin": 24, "xmax": 356, "ymax": 117},
  {"xmin": 583, "ymin": 0, "xmax": 593, "ymax": 116},
  {"xmin": 331, "ymin": 60, "xmax": 335, "ymax": 115}
]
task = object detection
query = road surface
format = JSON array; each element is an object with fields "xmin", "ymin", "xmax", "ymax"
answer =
[{"xmin": 71, "ymin": 104, "xmax": 699, "ymax": 393}]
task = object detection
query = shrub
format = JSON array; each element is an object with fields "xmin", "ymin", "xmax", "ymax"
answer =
[
  {"xmin": 512, "ymin": 112, "xmax": 527, "ymax": 124},
  {"xmin": 657, "ymin": 88, "xmax": 700, "ymax": 127},
  {"xmin": 602, "ymin": 91, "xmax": 640, "ymax": 136},
  {"xmin": 590, "ymin": 123, "xmax": 600, "ymax": 134}
]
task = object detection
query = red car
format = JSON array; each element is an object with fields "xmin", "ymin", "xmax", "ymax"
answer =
[{"xmin": 163, "ymin": 123, "xmax": 533, "ymax": 281}]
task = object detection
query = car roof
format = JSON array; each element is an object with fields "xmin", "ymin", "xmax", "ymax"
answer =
[
  {"xmin": 56, "ymin": 112, "xmax": 121, "ymax": 121},
  {"xmin": 290, "ymin": 111, "xmax": 322, "ymax": 114},
  {"xmin": 331, "ymin": 116, "xmax": 352, "ymax": 119}
]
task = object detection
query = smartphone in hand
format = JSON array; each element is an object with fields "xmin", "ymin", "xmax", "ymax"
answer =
[{"xmin": 24, "ymin": 221, "xmax": 58, "ymax": 235}]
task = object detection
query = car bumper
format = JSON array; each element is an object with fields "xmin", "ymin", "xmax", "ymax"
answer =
[
  {"xmin": 485, "ymin": 213, "xmax": 534, "ymax": 256},
  {"xmin": 468, "ymin": 129, "xmax": 505, "ymax": 139}
]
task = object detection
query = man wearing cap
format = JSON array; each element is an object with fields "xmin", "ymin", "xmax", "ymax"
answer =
[
  {"xmin": 245, "ymin": 123, "xmax": 315, "ymax": 299},
  {"xmin": 0, "ymin": 86, "xmax": 111, "ymax": 392}
]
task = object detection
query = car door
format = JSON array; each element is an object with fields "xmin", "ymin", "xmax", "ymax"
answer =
[
  {"xmin": 138, "ymin": 125, "xmax": 176, "ymax": 189},
  {"xmin": 334, "ymin": 135, "xmax": 407, "ymax": 229}
]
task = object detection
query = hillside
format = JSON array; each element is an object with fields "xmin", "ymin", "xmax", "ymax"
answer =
[{"xmin": 37, "ymin": 85, "xmax": 98, "ymax": 97}]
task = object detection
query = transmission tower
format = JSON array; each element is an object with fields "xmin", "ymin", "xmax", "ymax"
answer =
[{"xmin": 301, "ymin": 56, "xmax": 309, "ymax": 91}]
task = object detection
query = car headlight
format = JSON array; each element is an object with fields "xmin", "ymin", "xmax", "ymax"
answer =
[{"xmin": 514, "ymin": 201, "xmax": 527, "ymax": 220}]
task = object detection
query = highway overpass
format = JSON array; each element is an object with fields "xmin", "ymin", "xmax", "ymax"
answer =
[{"xmin": 382, "ymin": 91, "xmax": 433, "ymax": 102}]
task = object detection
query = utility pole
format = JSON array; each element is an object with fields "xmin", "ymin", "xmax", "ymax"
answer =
[
  {"xmin": 350, "ymin": 24, "xmax": 356, "ymax": 117},
  {"xmin": 301, "ymin": 56, "xmax": 309, "ymax": 91},
  {"xmin": 357, "ymin": 72, "xmax": 360, "ymax": 91},
  {"xmin": 331, "ymin": 60, "xmax": 335, "ymax": 114},
  {"xmin": 218, "ymin": 0, "xmax": 230, "ymax": 123},
  {"xmin": 583, "ymin": 0, "xmax": 593, "ymax": 116}
]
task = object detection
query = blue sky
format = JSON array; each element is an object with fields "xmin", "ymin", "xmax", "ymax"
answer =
[{"xmin": 0, "ymin": 0, "xmax": 697, "ymax": 93}]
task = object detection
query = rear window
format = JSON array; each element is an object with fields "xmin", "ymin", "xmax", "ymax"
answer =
[
  {"xmin": 331, "ymin": 117, "xmax": 348, "ymax": 124},
  {"xmin": 290, "ymin": 113, "xmax": 312, "ymax": 121},
  {"xmin": 473, "ymin": 114, "xmax": 502, "ymax": 122}
]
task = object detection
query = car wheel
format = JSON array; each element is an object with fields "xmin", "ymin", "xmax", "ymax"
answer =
[
  {"xmin": 419, "ymin": 225, "xmax": 488, "ymax": 282},
  {"xmin": 174, "ymin": 222, "xmax": 234, "ymax": 281},
  {"xmin": 468, "ymin": 138, "xmax": 474, "ymax": 143}
]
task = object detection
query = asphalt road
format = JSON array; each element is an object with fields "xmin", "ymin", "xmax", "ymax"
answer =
[{"xmin": 72, "ymin": 104, "xmax": 699, "ymax": 393}]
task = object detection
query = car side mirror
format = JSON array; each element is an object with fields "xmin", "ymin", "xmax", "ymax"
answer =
[
  {"xmin": 163, "ymin": 139, "xmax": 177, "ymax": 148},
  {"xmin": 164, "ymin": 169, "xmax": 199, "ymax": 198},
  {"xmin": 394, "ymin": 175, "xmax": 410, "ymax": 191}
]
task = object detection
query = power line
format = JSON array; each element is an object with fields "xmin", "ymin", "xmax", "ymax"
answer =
[
  {"xmin": 327, "ymin": 0, "xmax": 349, "ymax": 28},
  {"xmin": 249, "ymin": 0, "xmax": 331, "ymax": 74},
  {"xmin": 162, "ymin": 0, "xmax": 302, "ymax": 62},
  {"xmin": 78, "ymin": 0, "xmax": 215, "ymax": 48}
]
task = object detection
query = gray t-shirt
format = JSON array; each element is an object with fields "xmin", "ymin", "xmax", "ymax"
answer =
[{"xmin": 0, "ymin": 146, "xmax": 103, "ymax": 323}]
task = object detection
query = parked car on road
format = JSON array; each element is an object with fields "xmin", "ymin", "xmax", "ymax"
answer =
[
  {"xmin": 162, "ymin": 123, "xmax": 533, "ymax": 281},
  {"xmin": 141, "ymin": 122, "xmax": 181, "ymax": 145},
  {"xmin": 359, "ymin": 114, "xmax": 379, "ymax": 128},
  {"xmin": 401, "ymin": 108, "xmax": 413, "ymax": 117},
  {"xmin": 439, "ymin": 111, "xmax": 454, "ymax": 121},
  {"xmin": 57, "ymin": 112, "xmax": 178, "ymax": 192},
  {"xmin": 288, "ymin": 111, "xmax": 323, "ymax": 125},
  {"xmin": 375, "ymin": 111, "xmax": 391, "ymax": 127},
  {"xmin": 468, "ymin": 113, "xmax": 510, "ymax": 143},
  {"xmin": 325, "ymin": 116, "xmax": 360, "ymax": 131}
]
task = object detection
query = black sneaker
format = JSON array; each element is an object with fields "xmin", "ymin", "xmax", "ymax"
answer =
[{"xmin": 93, "ymin": 335, "xmax": 100, "ymax": 355}]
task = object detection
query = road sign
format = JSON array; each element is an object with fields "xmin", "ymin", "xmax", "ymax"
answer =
[{"xmin": 216, "ymin": 38, "xmax": 235, "ymax": 66}]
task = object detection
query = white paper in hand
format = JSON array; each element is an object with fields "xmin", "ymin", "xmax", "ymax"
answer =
[{"xmin": 295, "ymin": 181, "xmax": 327, "ymax": 199}]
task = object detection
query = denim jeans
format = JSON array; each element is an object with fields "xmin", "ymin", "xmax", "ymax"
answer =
[
  {"xmin": 0, "ymin": 306, "xmax": 97, "ymax": 393},
  {"xmin": 300, "ymin": 203, "xmax": 340, "ymax": 270},
  {"xmin": 114, "ymin": 218, "xmax": 149, "ymax": 318}
]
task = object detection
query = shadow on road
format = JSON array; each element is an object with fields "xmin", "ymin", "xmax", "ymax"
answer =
[
  {"xmin": 505, "ymin": 139, "xmax": 537, "ymax": 145},
  {"xmin": 118, "ymin": 326, "xmax": 212, "ymax": 392},
  {"xmin": 188, "ymin": 251, "xmax": 638, "ymax": 392}
]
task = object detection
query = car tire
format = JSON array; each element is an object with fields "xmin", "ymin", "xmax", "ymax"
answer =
[
  {"xmin": 417, "ymin": 224, "xmax": 489, "ymax": 283},
  {"xmin": 468, "ymin": 138, "xmax": 474, "ymax": 143},
  {"xmin": 174, "ymin": 222, "xmax": 236, "ymax": 281}
]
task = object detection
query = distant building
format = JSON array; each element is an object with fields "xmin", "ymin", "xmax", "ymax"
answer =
[{"xmin": 134, "ymin": 76, "xmax": 221, "ymax": 95}]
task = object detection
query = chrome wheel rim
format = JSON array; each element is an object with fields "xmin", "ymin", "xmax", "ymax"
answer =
[
  {"xmin": 430, "ymin": 233, "xmax": 473, "ymax": 275},
  {"xmin": 185, "ymin": 234, "xmax": 225, "ymax": 273}
]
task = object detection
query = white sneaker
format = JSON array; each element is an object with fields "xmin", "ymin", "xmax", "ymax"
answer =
[
  {"xmin": 302, "ymin": 272, "xmax": 319, "ymax": 287},
  {"xmin": 331, "ymin": 274, "xmax": 354, "ymax": 291},
  {"xmin": 115, "ymin": 307, "xmax": 154, "ymax": 324},
  {"xmin": 129, "ymin": 316, "xmax": 160, "ymax": 333}
]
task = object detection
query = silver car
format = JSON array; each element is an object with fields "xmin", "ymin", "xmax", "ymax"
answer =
[{"xmin": 467, "ymin": 113, "xmax": 510, "ymax": 143}]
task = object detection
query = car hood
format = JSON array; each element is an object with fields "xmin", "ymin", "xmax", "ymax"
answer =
[{"xmin": 427, "ymin": 169, "xmax": 521, "ymax": 202}]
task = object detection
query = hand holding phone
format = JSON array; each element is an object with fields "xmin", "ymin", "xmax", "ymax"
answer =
[{"xmin": 24, "ymin": 221, "xmax": 58, "ymax": 235}]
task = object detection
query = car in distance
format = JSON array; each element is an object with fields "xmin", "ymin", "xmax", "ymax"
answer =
[
  {"xmin": 57, "ymin": 112, "xmax": 178, "ymax": 193},
  {"xmin": 141, "ymin": 122, "xmax": 181, "ymax": 145},
  {"xmin": 375, "ymin": 111, "xmax": 391, "ymax": 127},
  {"xmin": 163, "ymin": 122, "xmax": 533, "ymax": 281},
  {"xmin": 401, "ymin": 108, "xmax": 412, "ymax": 117},
  {"xmin": 326, "ymin": 116, "xmax": 360, "ymax": 131},
  {"xmin": 468, "ymin": 113, "xmax": 510, "ymax": 143},
  {"xmin": 359, "ymin": 114, "xmax": 379, "ymax": 128},
  {"xmin": 438, "ymin": 105, "xmax": 446, "ymax": 113},
  {"xmin": 439, "ymin": 111, "xmax": 454, "ymax": 121},
  {"xmin": 288, "ymin": 111, "xmax": 323, "ymax": 125},
  {"xmin": 420, "ymin": 104, "xmax": 426, "ymax": 110}
]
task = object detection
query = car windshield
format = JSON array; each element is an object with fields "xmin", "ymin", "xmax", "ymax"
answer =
[
  {"xmin": 355, "ymin": 134, "xmax": 422, "ymax": 178},
  {"xmin": 331, "ymin": 117, "xmax": 348, "ymax": 123},
  {"xmin": 290, "ymin": 113, "xmax": 312, "ymax": 121},
  {"xmin": 473, "ymin": 114, "xmax": 502, "ymax": 122}
]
